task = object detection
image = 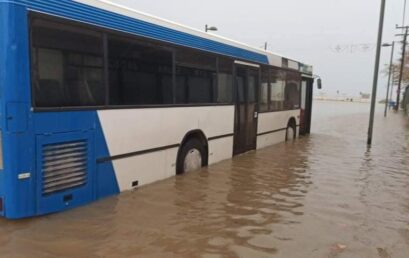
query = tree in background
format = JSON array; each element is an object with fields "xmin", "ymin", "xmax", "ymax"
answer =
[
  {"xmin": 393, "ymin": 52, "xmax": 408, "ymax": 85},
  {"xmin": 383, "ymin": 51, "xmax": 409, "ymax": 86},
  {"xmin": 393, "ymin": 52, "xmax": 409, "ymax": 112}
]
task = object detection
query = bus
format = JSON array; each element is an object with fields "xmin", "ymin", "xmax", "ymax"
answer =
[{"xmin": 0, "ymin": 0, "xmax": 317, "ymax": 219}]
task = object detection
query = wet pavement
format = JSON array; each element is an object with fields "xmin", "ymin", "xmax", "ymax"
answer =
[{"xmin": 1, "ymin": 101, "xmax": 409, "ymax": 258}]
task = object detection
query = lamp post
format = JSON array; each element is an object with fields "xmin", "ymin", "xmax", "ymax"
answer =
[
  {"xmin": 389, "ymin": 66, "xmax": 395, "ymax": 109},
  {"xmin": 382, "ymin": 42, "xmax": 395, "ymax": 117},
  {"xmin": 367, "ymin": 0, "xmax": 386, "ymax": 146},
  {"xmin": 205, "ymin": 25, "xmax": 218, "ymax": 33}
]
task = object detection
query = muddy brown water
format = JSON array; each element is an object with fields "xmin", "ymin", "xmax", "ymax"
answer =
[{"xmin": 1, "ymin": 101, "xmax": 409, "ymax": 258}]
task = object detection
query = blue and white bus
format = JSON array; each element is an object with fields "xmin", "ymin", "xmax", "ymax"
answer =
[{"xmin": 0, "ymin": 0, "xmax": 317, "ymax": 219}]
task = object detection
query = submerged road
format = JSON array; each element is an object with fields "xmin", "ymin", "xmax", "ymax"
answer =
[{"xmin": 1, "ymin": 101, "xmax": 408, "ymax": 258}]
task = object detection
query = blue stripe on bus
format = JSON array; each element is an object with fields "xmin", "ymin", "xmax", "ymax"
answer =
[{"xmin": 10, "ymin": 0, "xmax": 269, "ymax": 64}]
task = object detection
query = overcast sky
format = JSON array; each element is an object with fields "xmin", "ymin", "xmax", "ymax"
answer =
[{"xmin": 114, "ymin": 0, "xmax": 406, "ymax": 99}]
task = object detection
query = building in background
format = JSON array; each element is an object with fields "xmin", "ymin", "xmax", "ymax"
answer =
[{"xmin": 314, "ymin": 91, "xmax": 370, "ymax": 103}]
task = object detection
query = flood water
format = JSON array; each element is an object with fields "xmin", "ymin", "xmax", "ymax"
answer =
[{"xmin": 1, "ymin": 101, "xmax": 409, "ymax": 258}]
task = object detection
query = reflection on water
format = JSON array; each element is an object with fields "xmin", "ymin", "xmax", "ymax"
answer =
[{"xmin": 1, "ymin": 101, "xmax": 409, "ymax": 258}]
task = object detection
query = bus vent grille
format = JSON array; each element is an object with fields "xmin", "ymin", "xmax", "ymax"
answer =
[{"xmin": 42, "ymin": 140, "xmax": 88, "ymax": 196}]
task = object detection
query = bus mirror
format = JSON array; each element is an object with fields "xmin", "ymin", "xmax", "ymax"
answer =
[{"xmin": 317, "ymin": 78, "xmax": 322, "ymax": 89}]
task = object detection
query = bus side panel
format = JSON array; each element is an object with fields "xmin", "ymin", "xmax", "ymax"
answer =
[
  {"xmin": 97, "ymin": 106, "xmax": 235, "ymax": 191},
  {"xmin": 256, "ymin": 110, "xmax": 301, "ymax": 149},
  {"xmin": 0, "ymin": 3, "xmax": 36, "ymax": 219}
]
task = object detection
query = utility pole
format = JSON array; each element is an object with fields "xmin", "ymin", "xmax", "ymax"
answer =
[
  {"xmin": 395, "ymin": 25, "xmax": 409, "ymax": 110},
  {"xmin": 264, "ymin": 42, "xmax": 268, "ymax": 50},
  {"xmin": 384, "ymin": 42, "xmax": 395, "ymax": 117},
  {"xmin": 368, "ymin": 0, "xmax": 386, "ymax": 145}
]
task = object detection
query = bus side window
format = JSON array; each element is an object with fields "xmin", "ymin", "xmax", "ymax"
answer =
[
  {"xmin": 175, "ymin": 49, "xmax": 217, "ymax": 104},
  {"xmin": 259, "ymin": 67, "xmax": 269, "ymax": 112},
  {"xmin": 31, "ymin": 18, "xmax": 104, "ymax": 108},
  {"xmin": 34, "ymin": 48, "xmax": 67, "ymax": 107},
  {"xmin": 270, "ymin": 69, "xmax": 286, "ymax": 112},
  {"xmin": 216, "ymin": 58, "xmax": 234, "ymax": 104},
  {"xmin": 285, "ymin": 72, "xmax": 301, "ymax": 110},
  {"xmin": 108, "ymin": 36, "xmax": 173, "ymax": 106}
]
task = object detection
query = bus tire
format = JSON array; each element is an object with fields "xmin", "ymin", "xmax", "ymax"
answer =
[
  {"xmin": 285, "ymin": 121, "xmax": 297, "ymax": 142},
  {"xmin": 176, "ymin": 138, "xmax": 206, "ymax": 175}
]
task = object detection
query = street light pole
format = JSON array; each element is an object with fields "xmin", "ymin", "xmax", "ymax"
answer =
[
  {"xmin": 367, "ymin": 0, "xmax": 386, "ymax": 145},
  {"xmin": 383, "ymin": 42, "xmax": 395, "ymax": 117},
  {"xmin": 389, "ymin": 66, "xmax": 395, "ymax": 109}
]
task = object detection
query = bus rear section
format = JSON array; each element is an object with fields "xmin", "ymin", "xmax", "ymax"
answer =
[
  {"xmin": 0, "ymin": 3, "xmax": 110, "ymax": 219},
  {"xmin": 0, "ymin": 2, "xmax": 34, "ymax": 219}
]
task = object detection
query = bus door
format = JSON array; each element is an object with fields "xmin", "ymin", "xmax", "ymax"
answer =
[
  {"xmin": 300, "ymin": 78, "xmax": 313, "ymax": 135},
  {"xmin": 233, "ymin": 64, "xmax": 259, "ymax": 155}
]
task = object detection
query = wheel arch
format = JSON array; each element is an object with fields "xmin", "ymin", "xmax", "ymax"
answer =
[
  {"xmin": 287, "ymin": 117, "xmax": 297, "ymax": 127},
  {"xmin": 286, "ymin": 117, "xmax": 297, "ymax": 140}
]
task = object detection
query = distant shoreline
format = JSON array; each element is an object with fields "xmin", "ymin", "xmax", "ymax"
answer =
[{"xmin": 314, "ymin": 99, "xmax": 370, "ymax": 104}]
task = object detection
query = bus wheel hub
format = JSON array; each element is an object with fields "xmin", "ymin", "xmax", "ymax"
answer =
[{"xmin": 184, "ymin": 149, "xmax": 202, "ymax": 172}]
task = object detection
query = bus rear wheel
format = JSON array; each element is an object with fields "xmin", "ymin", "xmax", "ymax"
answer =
[
  {"xmin": 286, "ymin": 122, "xmax": 296, "ymax": 141},
  {"xmin": 177, "ymin": 139, "xmax": 206, "ymax": 174}
]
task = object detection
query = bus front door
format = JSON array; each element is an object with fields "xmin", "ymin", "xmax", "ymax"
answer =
[
  {"xmin": 233, "ymin": 65, "xmax": 258, "ymax": 155},
  {"xmin": 300, "ymin": 78, "xmax": 313, "ymax": 135}
]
